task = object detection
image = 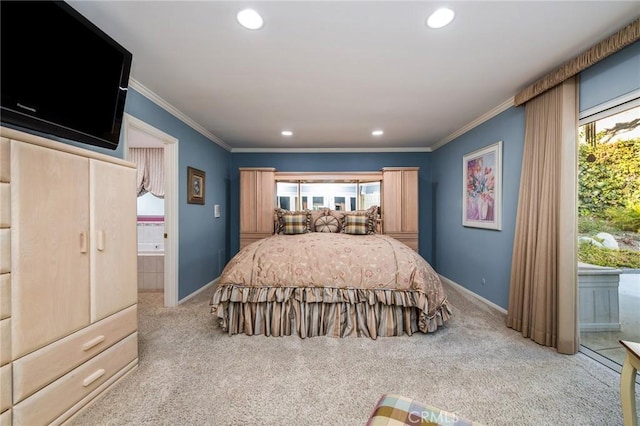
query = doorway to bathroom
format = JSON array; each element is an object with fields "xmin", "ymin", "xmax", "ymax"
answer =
[{"xmin": 124, "ymin": 114, "xmax": 179, "ymax": 307}]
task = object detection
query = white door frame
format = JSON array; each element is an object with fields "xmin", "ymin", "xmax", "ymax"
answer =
[{"xmin": 123, "ymin": 114, "xmax": 179, "ymax": 307}]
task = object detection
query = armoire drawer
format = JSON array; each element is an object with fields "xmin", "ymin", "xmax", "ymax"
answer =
[
  {"xmin": 386, "ymin": 234, "xmax": 419, "ymax": 251},
  {"xmin": 240, "ymin": 233, "xmax": 272, "ymax": 250},
  {"xmin": 12, "ymin": 305, "xmax": 136, "ymax": 403},
  {"xmin": 0, "ymin": 229, "xmax": 9, "ymax": 274},
  {"xmin": 0, "ymin": 319, "xmax": 10, "ymax": 366},
  {"xmin": 0, "ymin": 273, "xmax": 9, "ymax": 320},
  {"xmin": 0, "ymin": 364, "xmax": 11, "ymax": 413},
  {"xmin": 12, "ymin": 332, "xmax": 137, "ymax": 426},
  {"xmin": 0, "ymin": 408, "xmax": 11, "ymax": 426}
]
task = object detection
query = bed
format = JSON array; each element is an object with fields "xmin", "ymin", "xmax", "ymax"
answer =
[{"xmin": 210, "ymin": 207, "xmax": 451, "ymax": 339}]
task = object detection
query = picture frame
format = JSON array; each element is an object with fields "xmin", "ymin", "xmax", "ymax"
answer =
[
  {"xmin": 187, "ymin": 166, "xmax": 205, "ymax": 205},
  {"xmin": 463, "ymin": 141, "xmax": 502, "ymax": 230}
]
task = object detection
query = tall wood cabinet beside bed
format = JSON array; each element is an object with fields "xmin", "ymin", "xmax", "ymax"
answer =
[
  {"xmin": 0, "ymin": 127, "xmax": 138, "ymax": 426},
  {"xmin": 239, "ymin": 168, "xmax": 276, "ymax": 249},
  {"xmin": 381, "ymin": 167, "xmax": 419, "ymax": 251}
]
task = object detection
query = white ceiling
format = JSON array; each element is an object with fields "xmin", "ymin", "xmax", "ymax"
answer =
[{"xmin": 68, "ymin": 1, "xmax": 640, "ymax": 151}]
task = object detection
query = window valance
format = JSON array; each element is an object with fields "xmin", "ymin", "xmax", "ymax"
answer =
[
  {"xmin": 129, "ymin": 148, "xmax": 165, "ymax": 198},
  {"xmin": 514, "ymin": 18, "xmax": 639, "ymax": 106}
]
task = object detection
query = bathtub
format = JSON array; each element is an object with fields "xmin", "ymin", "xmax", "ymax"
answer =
[
  {"xmin": 137, "ymin": 246, "xmax": 164, "ymax": 291},
  {"xmin": 137, "ymin": 219, "xmax": 164, "ymax": 255},
  {"xmin": 137, "ymin": 219, "xmax": 164, "ymax": 290},
  {"xmin": 138, "ymin": 242, "xmax": 164, "ymax": 255}
]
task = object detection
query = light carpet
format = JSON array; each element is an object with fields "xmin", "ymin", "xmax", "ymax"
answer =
[{"xmin": 69, "ymin": 282, "xmax": 637, "ymax": 425}]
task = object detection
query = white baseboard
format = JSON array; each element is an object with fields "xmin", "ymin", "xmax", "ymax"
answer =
[
  {"xmin": 438, "ymin": 274, "xmax": 508, "ymax": 315},
  {"xmin": 178, "ymin": 277, "xmax": 219, "ymax": 304}
]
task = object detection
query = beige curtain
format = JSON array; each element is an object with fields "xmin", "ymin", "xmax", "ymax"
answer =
[
  {"xmin": 129, "ymin": 148, "xmax": 165, "ymax": 198},
  {"xmin": 507, "ymin": 78, "xmax": 578, "ymax": 354}
]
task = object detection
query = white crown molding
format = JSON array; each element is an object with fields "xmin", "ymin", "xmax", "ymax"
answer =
[
  {"xmin": 128, "ymin": 78, "xmax": 232, "ymax": 152},
  {"xmin": 431, "ymin": 97, "xmax": 515, "ymax": 151},
  {"xmin": 231, "ymin": 146, "xmax": 432, "ymax": 153}
]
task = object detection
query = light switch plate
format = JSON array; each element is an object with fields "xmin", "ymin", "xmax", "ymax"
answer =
[{"xmin": 214, "ymin": 204, "xmax": 220, "ymax": 218}]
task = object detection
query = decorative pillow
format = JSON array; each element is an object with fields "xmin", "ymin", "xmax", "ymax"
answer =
[
  {"xmin": 282, "ymin": 213, "xmax": 310, "ymax": 235},
  {"xmin": 326, "ymin": 209, "xmax": 345, "ymax": 225},
  {"xmin": 309, "ymin": 208, "xmax": 329, "ymax": 232},
  {"xmin": 342, "ymin": 214, "xmax": 370, "ymax": 235},
  {"xmin": 314, "ymin": 215, "xmax": 341, "ymax": 233},
  {"xmin": 273, "ymin": 208, "xmax": 287, "ymax": 234},
  {"xmin": 339, "ymin": 205, "xmax": 378, "ymax": 234},
  {"xmin": 275, "ymin": 209, "xmax": 311, "ymax": 234}
]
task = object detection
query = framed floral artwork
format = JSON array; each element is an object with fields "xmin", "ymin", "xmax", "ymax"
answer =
[
  {"xmin": 463, "ymin": 141, "xmax": 502, "ymax": 230},
  {"xmin": 187, "ymin": 166, "xmax": 205, "ymax": 205}
]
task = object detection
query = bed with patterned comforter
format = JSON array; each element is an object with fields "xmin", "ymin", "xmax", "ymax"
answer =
[{"xmin": 210, "ymin": 232, "xmax": 451, "ymax": 339}]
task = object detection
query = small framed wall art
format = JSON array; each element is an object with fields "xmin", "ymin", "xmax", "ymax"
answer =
[{"xmin": 187, "ymin": 166, "xmax": 205, "ymax": 205}]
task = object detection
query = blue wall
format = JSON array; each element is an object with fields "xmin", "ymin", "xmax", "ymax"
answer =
[
  {"xmin": 431, "ymin": 107, "xmax": 526, "ymax": 309},
  {"xmin": 580, "ymin": 41, "xmax": 640, "ymax": 112},
  {"xmin": 124, "ymin": 89, "xmax": 231, "ymax": 299},
  {"xmin": 229, "ymin": 152, "xmax": 435, "ymax": 262}
]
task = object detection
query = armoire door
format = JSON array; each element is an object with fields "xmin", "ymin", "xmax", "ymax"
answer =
[
  {"xmin": 11, "ymin": 142, "xmax": 90, "ymax": 358},
  {"xmin": 239, "ymin": 168, "xmax": 276, "ymax": 249},
  {"xmin": 90, "ymin": 159, "xmax": 137, "ymax": 323}
]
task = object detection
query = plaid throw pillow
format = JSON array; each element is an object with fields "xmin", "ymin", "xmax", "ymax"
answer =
[
  {"xmin": 282, "ymin": 213, "xmax": 310, "ymax": 234},
  {"xmin": 275, "ymin": 209, "xmax": 311, "ymax": 234},
  {"xmin": 342, "ymin": 214, "xmax": 369, "ymax": 235},
  {"xmin": 367, "ymin": 394, "xmax": 478, "ymax": 426}
]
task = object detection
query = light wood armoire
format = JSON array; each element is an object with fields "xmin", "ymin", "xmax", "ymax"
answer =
[{"xmin": 0, "ymin": 127, "xmax": 138, "ymax": 425}]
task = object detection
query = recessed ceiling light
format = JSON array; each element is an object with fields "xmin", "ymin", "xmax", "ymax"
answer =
[
  {"xmin": 372, "ymin": 130, "xmax": 384, "ymax": 136},
  {"xmin": 281, "ymin": 130, "xmax": 293, "ymax": 136},
  {"xmin": 237, "ymin": 9, "xmax": 264, "ymax": 30},
  {"xmin": 426, "ymin": 8, "xmax": 455, "ymax": 29}
]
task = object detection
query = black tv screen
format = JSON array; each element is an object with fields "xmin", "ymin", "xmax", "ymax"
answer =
[{"xmin": 1, "ymin": 1, "xmax": 133, "ymax": 150}]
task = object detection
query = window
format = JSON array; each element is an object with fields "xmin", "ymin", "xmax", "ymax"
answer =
[
  {"xmin": 137, "ymin": 192, "xmax": 164, "ymax": 216},
  {"xmin": 276, "ymin": 175, "xmax": 381, "ymax": 211},
  {"xmin": 277, "ymin": 197, "xmax": 290, "ymax": 210},
  {"xmin": 577, "ymin": 99, "xmax": 640, "ymax": 370},
  {"xmin": 276, "ymin": 182, "xmax": 298, "ymax": 210},
  {"xmin": 312, "ymin": 196, "xmax": 325, "ymax": 209},
  {"xmin": 359, "ymin": 181, "xmax": 381, "ymax": 210}
]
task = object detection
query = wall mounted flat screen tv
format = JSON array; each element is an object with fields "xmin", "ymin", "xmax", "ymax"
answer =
[{"xmin": 1, "ymin": 1, "xmax": 133, "ymax": 150}]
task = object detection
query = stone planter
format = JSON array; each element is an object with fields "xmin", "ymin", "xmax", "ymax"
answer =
[{"xmin": 578, "ymin": 262, "xmax": 621, "ymax": 332}]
